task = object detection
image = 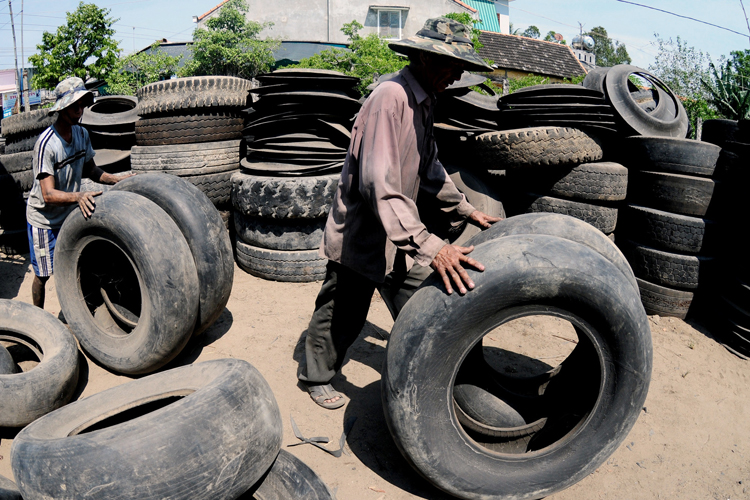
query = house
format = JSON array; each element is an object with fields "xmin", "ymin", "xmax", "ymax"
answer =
[
  {"xmin": 478, "ymin": 31, "xmax": 587, "ymax": 83},
  {"xmin": 194, "ymin": 0, "xmax": 508, "ymax": 45}
]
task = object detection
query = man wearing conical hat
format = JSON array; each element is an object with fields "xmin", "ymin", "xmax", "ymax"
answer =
[
  {"xmin": 26, "ymin": 76, "xmax": 132, "ymax": 310},
  {"xmin": 299, "ymin": 17, "xmax": 502, "ymax": 409}
]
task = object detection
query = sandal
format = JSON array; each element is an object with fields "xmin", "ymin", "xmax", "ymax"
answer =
[{"xmin": 306, "ymin": 383, "xmax": 346, "ymax": 410}]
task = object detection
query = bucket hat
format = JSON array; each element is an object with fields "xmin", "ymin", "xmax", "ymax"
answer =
[
  {"xmin": 388, "ymin": 17, "xmax": 493, "ymax": 72},
  {"xmin": 47, "ymin": 77, "xmax": 94, "ymax": 116}
]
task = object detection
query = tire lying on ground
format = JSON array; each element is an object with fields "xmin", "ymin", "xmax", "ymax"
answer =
[
  {"xmin": 0, "ymin": 299, "xmax": 79, "ymax": 428},
  {"xmin": 234, "ymin": 213, "xmax": 326, "ymax": 251},
  {"xmin": 636, "ymin": 277, "xmax": 694, "ymax": 319},
  {"xmin": 11, "ymin": 359, "xmax": 283, "ymax": 500},
  {"xmin": 112, "ymin": 173, "xmax": 233, "ymax": 336},
  {"xmin": 81, "ymin": 95, "xmax": 138, "ymax": 130},
  {"xmin": 235, "ymin": 240, "xmax": 327, "ymax": 282},
  {"xmin": 514, "ymin": 194, "xmax": 618, "ymax": 234},
  {"xmin": 383, "ymin": 234, "xmax": 652, "ymax": 500},
  {"xmin": 0, "ymin": 475, "xmax": 22, "ymax": 500},
  {"xmin": 249, "ymin": 450, "xmax": 337, "ymax": 500},
  {"xmin": 137, "ymin": 76, "xmax": 253, "ymax": 116},
  {"xmin": 622, "ymin": 137, "xmax": 720, "ymax": 177},
  {"xmin": 1, "ymin": 108, "xmax": 56, "ymax": 137},
  {"xmin": 55, "ymin": 191, "xmax": 200, "ymax": 375}
]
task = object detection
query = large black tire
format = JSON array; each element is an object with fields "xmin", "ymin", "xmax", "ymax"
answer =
[
  {"xmin": 509, "ymin": 162, "xmax": 628, "ymax": 202},
  {"xmin": 629, "ymin": 171, "xmax": 716, "ymax": 217},
  {"xmin": 187, "ymin": 170, "xmax": 236, "ymax": 206},
  {"xmin": 604, "ymin": 65, "xmax": 688, "ymax": 138},
  {"xmin": 621, "ymin": 240, "xmax": 711, "ymax": 290},
  {"xmin": 231, "ymin": 171, "xmax": 338, "ymax": 219},
  {"xmin": 4, "ymin": 133, "xmax": 39, "ymax": 154},
  {"xmin": 55, "ymin": 191, "xmax": 200, "ymax": 375},
  {"xmin": 0, "ymin": 299, "xmax": 79, "ymax": 427},
  {"xmin": 0, "ymin": 475, "xmax": 22, "ymax": 500},
  {"xmin": 112, "ymin": 174, "xmax": 233, "ymax": 336},
  {"xmin": 250, "ymin": 450, "xmax": 336, "ymax": 500},
  {"xmin": 1, "ymin": 109, "xmax": 56, "ymax": 136},
  {"xmin": 81, "ymin": 95, "xmax": 138, "ymax": 129},
  {"xmin": 636, "ymin": 277, "xmax": 693, "ymax": 319},
  {"xmin": 234, "ymin": 211, "xmax": 326, "ymax": 250},
  {"xmin": 88, "ymin": 129, "xmax": 136, "ymax": 150},
  {"xmin": 701, "ymin": 119, "xmax": 740, "ymax": 148},
  {"xmin": 0, "ymin": 151, "xmax": 33, "ymax": 174},
  {"xmin": 130, "ymin": 140, "xmax": 241, "ymax": 175},
  {"xmin": 383, "ymin": 234, "xmax": 652, "ymax": 500},
  {"xmin": 474, "ymin": 127, "xmax": 603, "ymax": 169},
  {"xmin": 466, "ymin": 213, "xmax": 638, "ymax": 292},
  {"xmin": 621, "ymin": 205, "xmax": 716, "ymax": 254},
  {"xmin": 235, "ymin": 239, "xmax": 326, "ymax": 282},
  {"xmin": 135, "ymin": 111, "xmax": 244, "ymax": 146},
  {"xmin": 11, "ymin": 359, "xmax": 282, "ymax": 500},
  {"xmin": 622, "ymin": 137, "xmax": 720, "ymax": 177},
  {"xmin": 516, "ymin": 194, "xmax": 618, "ymax": 233},
  {"xmin": 137, "ymin": 76, "xmax": 253, "ymax": 115}
]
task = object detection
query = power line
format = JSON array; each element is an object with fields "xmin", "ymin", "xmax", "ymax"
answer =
[
  {"xmin": 740, "ymin": 0, "xmax": 750, "ymax": 38},
  {"xmin": 615, "ymin": 0, "xmax": 749, "ymax": 39}
]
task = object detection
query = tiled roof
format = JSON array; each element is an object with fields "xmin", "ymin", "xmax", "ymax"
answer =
[
  {"xmin": 478, "ymin": 32, "xmax": 587, "ymax": 79},
  {"xmin": 197, "ymin": 0, "xmax": 229, "ymax": 21},
  {"xmin": 450, "ymin": 0, "xmax": 477, "ymax": 13}
]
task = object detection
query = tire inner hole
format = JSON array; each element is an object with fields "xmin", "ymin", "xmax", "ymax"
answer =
[
  {"xmin": 453, "ymin": 314, "xmax": 601, "ymax": 455},
  {"xmin": 79, "ymin": 239, "xmax": 142, "ymax": 335},
  {"xmin": 0, "ymin": 333, "xmax": 42, "ymax": 373},
  {"xmin": 90, "ymin": 100, "xmax": 135, "ymax": 114}
]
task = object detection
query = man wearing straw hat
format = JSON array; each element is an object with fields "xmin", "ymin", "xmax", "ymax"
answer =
[
  {"xmin": 299, "ymin": 17, "xmax": 502, "ymax": 409},
  {"xmin": 26, "ymin": 76, "xmax": 132, "ymax": 310}
]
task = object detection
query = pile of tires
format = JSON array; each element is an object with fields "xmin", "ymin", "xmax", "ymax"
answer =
[
  {"xmin": 231, "ymin": 69, "xmax": 360, "ymax": 282},
  {"xmin": 133, "ymin": 76, "xmax": 250, "ymax": 222},
  {"xmin": 383, "ymin": 212, "xmax": 652, "ymax": 500},
  {"xmin": 54, "ymin": 174, "xmax": 233, "ymax": 375},
  {"xmin": 80, "ymin": 95, "xmax": 138, "ymax": 174},
  {"xmin": 617, "ymin": 137, "xmax": 722, "ymax": 319}
]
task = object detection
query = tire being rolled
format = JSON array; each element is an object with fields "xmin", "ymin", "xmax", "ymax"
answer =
[
  {"xmin": 0, "ymin": 299, "xmax": 79, "ymax": 427},
  {"xmin": 11, "ymin": 359, "xmax": 283, "ymax": 500},
  {"xmin": 55, "ymin": 191, "xmax": 200, "ymax": 375},
  {"xmin": 112, "ymin": 174, "xmax": 233, "ymax": 336},
  {"xmin": 383, "ymin": 235, "xmax": 652, "ymax": 500}
]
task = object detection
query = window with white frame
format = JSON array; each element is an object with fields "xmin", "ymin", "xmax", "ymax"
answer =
[{"xmin": 377, "ymin": 9, "xmax": 402, "ymax": 39}]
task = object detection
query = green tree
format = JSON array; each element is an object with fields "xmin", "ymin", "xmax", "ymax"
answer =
[
  {"xmin": 290, "ymin": 20, "xmax": 406, "ymax": 96},
  {"xmin": 701, "ymin": 54, "xmax": 750, "ymax": 120},
  {"xmin": 443, "ymin": 12, "xmax": 483, "ymax": 51},
  {"xmin": 181, "ymin": 0, "xmax": 280, "ymax": 79},
  {"xmin": 508, "ymin": 22, "xmax": 521, "ymax": 36},
  {"xmin": 29, "ymin": 2, "xmax": 121, "ymax": 89},
  {"xmin": 522, "ymin": 26, "xmax": 540, "ymax": 39},
  {"xmin": 105, "ymin": 43, "xmax": 183, "ymax": 96},
  {"xmin": 586, "ymin": 26, "xmax": 630, "ymax": 66}
]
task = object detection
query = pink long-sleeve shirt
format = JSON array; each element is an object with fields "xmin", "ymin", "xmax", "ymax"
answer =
[{"xmin": 320, "ymin": 66, "xmax": 476, "ymax": 283}]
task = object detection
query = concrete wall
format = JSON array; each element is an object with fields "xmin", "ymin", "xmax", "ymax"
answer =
[{"xmin": 198, "ymin": 0, "xmax": 477, "ymax": 43}]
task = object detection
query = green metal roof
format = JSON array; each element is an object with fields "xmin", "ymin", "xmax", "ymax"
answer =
[{"xmin": 462, "ymin": 0, "xmax": 501, "ymax": 33}]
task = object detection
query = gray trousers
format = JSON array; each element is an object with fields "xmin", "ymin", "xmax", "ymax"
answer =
[{"xmin": 298, "ymin": 255, "xmax": 432, "ymax": 384}]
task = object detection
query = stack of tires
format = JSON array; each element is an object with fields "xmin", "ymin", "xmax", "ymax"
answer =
[
  {"xmin": 617, "ymin": 137, "xmax": 722, "ymax": 319},
  {"xmin": 132, "ymin": 76, "xmax": 250, "ymax": 224},
  {"xmin": 0, "ymin": 111, "xmax": 53, "ymax": 254},
  {"xmin": 80, "ymin": 95, "xmax": 138, "ymax": 174},
  {"xmin": 231, "ymin": 69, "xmax": 361, "ymax": 282}
]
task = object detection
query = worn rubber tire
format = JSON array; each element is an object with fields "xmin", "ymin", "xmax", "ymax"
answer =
[
  {"xmin": 383, "ymin": 234, "xmax": 652, "ymax": 500},
  {"xmin": 88, "ymin": 129, "xmax": 136, "ymax": 150},
  {"xmin": 509, "ymin": 161, "xmax": 628, "ymax": 202},
  {"xmin": 0, "ymin": 343, "xmax": 14, "ymax": 374},
  {"xmin": 55, "ymin": 191, "xmax": 200, "ymax": 375},
  {"xmin": 0, "ymin": 475, "xmax": 22, "ymax": 500},
  {"xmin": 231, "ymin": 171, "xmax": 338, "ymax": 219},
  {"xmin": 518, "ymin": 194, "xmax": 618, "ymax": 233},
  {"xmin": 582, "ymin": 66, "xmax": 609, "ymax": 94},
  {"xmin": 81, "ymin": 95, "xmax": 138, "ymax": 128},
  {"xmin": 474, "ymin": 127, "xmax": 603, "ymax": 169},
  {"xmin": 622, "ymin": 137, "xmax": 720, "ymax": 177},
  {"xmin": 137, "ymin": 76, "xmax": 252, "ymax": 115},
  {"xmin": 135, "ymin": 111, "xmax": 243, "ymax": 146},
  {"xmin": 112, "ymin": 174, "xmax": 233, "ymax": 337},
  {"xmin": 0, "ymin": 299, "xmax": 79, "ymax": 427},
  {"xmin": 1, "ymin": 109, "xmax": 56, "ymax": 136},
  {"xmin": 621, "ymin": 205, "xmax": 716, "ymax": 254},
  {"xmin": 621, "ymin": 240, "xmax": 711, "ymax": 290},
  {"xmin": 235, "ymin": 239, "xmax": 326, "ymax": 282},
  {"xmin": 185, "ymin": 170, "xmax": 236, "ymax": 206},
  {"xmin": 250, "ymin": 450, "xmax": 336, "ymax": 500},
  {"xmin": 466, "ymin": 213, "xmax": 638, "ymax": 293},
  {"xmin": 131, "ymin": 140, "xmax": 241, "ymax": 175},
  {"xmin": 4, "ymin": 133, "xmax": 39, "ymax": 154},
  {"xmin": 636, "ymin": 277, "xmax": 693, "ymax": 319},
  {"xmin": 234, "ymin": 211, "xmax": 326, "ymax": 250},
  {"xmin": 11, "ymin": 359, "xmax": 282, "ymax": 500},
  {"xmin": 629, "ymin": 171, "xmax": 716, "ymax": 217},
  {"xmin": 701, "ymin": 119, "xmax": 740, "ymax": 148},
  {"xmin": 0, "ymin": 151, "xmax": 33, "ymax": 174}
]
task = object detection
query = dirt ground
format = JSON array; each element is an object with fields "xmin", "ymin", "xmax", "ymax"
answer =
[{"xmin": 1, "ymin": 250, "xmax": 749, "ymax": 500}]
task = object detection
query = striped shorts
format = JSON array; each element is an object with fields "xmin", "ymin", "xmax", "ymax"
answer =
[{"xmin": 27, "ymin": 223, "xmax": 60, "ymax": 278}]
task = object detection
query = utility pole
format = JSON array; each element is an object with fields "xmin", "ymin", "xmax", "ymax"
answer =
[
  {"xmin": 8, "ymin": 0, "xmax": 22, "ymax": 114},
  {"xmin": 22, "ymin": 0, "xmax": 29, "ymax": 111}
]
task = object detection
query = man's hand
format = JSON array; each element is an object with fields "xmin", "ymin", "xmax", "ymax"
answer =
[
  {"xmin": 430, "ymin": 244, "xmax": 485, "ymax": 295},
  {"xmin": 469, "ymin": 210, "xmax": 503, "ymax": 229},
  {"xmin": 77, "ymin": 191, "xmax": 102, "ymax": 219}
]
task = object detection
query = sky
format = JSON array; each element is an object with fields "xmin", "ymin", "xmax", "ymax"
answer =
[{"xmin": 1, "ymin": 0, "xmax": 748, "ymax": 71}]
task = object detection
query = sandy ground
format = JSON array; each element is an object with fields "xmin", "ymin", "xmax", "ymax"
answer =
[{"xmin": 1, "ymin": 250, "xmax": 749, "ymax": 500}]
